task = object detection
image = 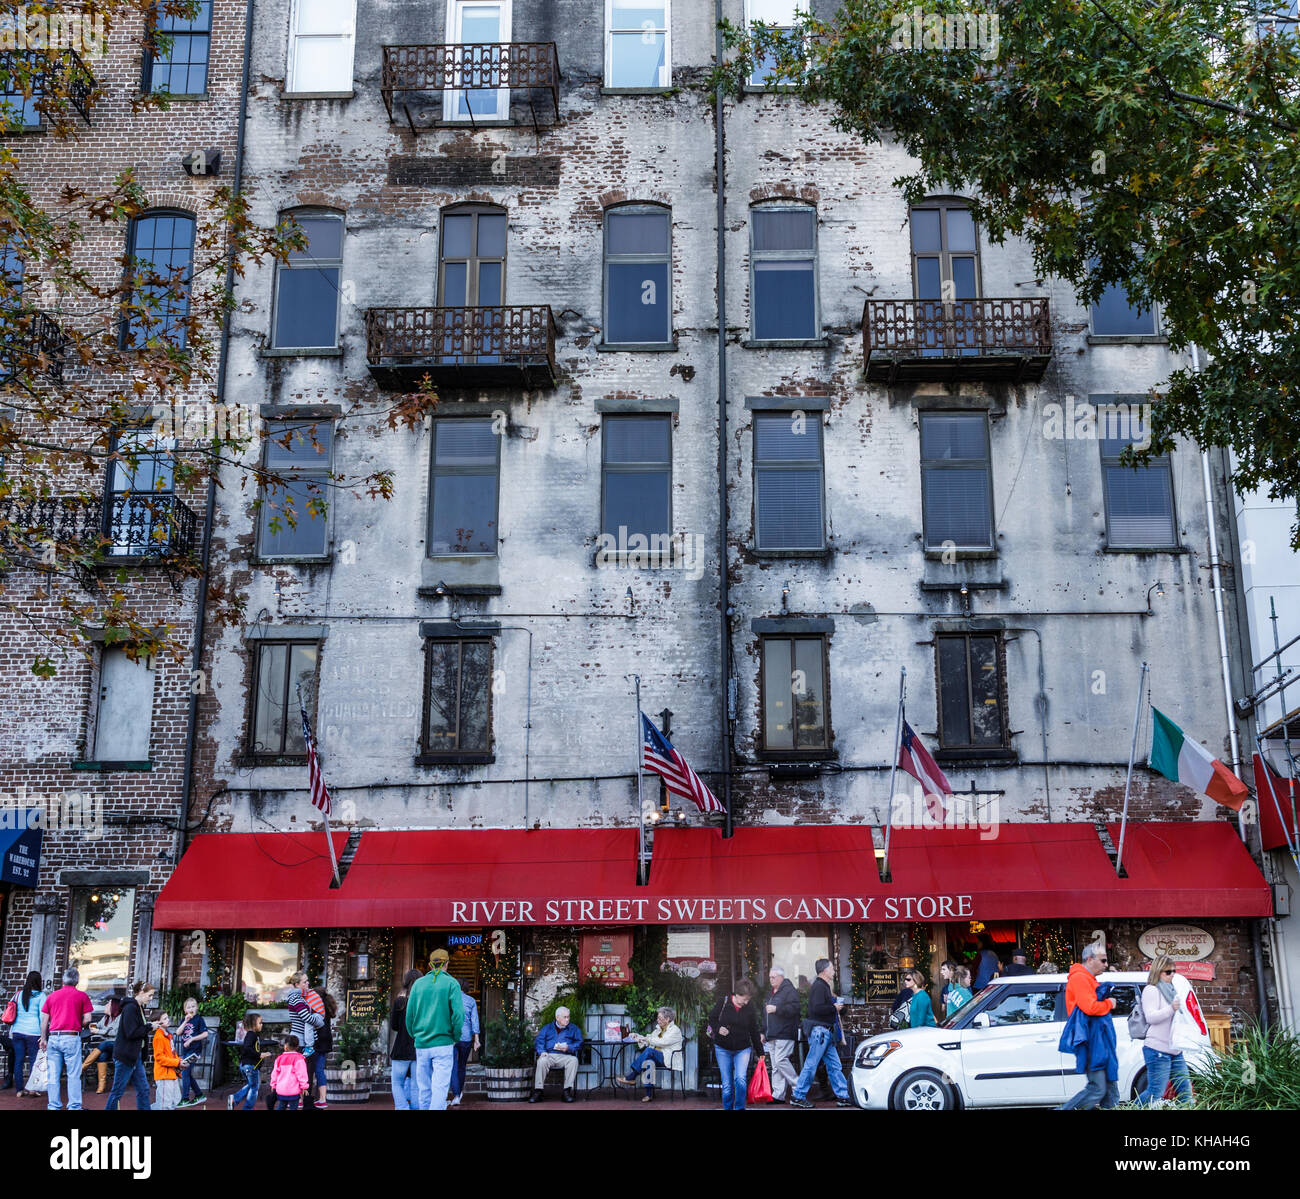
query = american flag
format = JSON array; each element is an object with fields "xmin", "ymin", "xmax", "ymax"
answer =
[
  {"xmin": 641, "ymin": 713, "xmax": 724, "ymax": 814},
  {"xmin": 897, "ymin": 720, "xmax": 952, "ymax": 819},
  {"xmin": 299, "ymin": 692, "xmax": 332, "ymax": 816}
]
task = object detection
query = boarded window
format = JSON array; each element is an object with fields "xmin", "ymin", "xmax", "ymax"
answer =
[{"xmin": 92, "ymin": 648, "xmax": 155, "ymax": 761}]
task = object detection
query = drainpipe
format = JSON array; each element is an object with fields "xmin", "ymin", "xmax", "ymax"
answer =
[
  {"xmin": 175, "ymin": 0, "xmax": 257, "ymax": 878},
  {"xmin": 715, "ymin": 0, "xmax": 734, "ymax": 838}
]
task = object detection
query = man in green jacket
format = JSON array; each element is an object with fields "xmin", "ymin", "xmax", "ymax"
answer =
[{"xmin": 405, "ymin": 949, "xmax": 465, "ymax": 1110}]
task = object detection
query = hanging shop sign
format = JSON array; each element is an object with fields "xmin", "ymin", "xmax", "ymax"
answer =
[
  {"xmin": 0, "ymin": 815, "xmax": 43, "ymax": 887},
  {"xmin": 866, "ymin": 969, "xmax": 904, "ymax": 1003},
  {"xmin": 580, "ymin": 932, "xmax": 633, "ymax": 985},
  {"xmin": 1137, "ymin": 924, "xmax": 1215, "ymax": 963}
]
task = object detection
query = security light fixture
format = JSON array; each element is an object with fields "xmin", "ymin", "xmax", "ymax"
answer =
[
  {"xmin": 181, "ymin": 148, "xmax": 222, "ymax": 177},
  {"xmin": 1146, "ymin": 580, "xmax": 1166, "ymax": 614}
]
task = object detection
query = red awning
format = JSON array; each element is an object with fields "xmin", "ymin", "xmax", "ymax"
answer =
[
  {"xmin": 152, "ymin": 832, "xmax": 348, "ymax": 930},
  {"xmin": 153, "ymin": 821, "xmax": 1272, "ymax": 929}
]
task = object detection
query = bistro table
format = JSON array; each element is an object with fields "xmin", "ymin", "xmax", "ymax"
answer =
[{"xmin": 588, "ymin": 1036, "xmax": 640, "ymax": 1093}]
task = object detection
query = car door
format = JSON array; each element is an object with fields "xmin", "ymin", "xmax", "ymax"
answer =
[{"xmin": 959, "ymin": 984, "xmax": 1067, "ymax": 1107}]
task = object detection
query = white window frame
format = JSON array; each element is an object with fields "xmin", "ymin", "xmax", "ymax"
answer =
[
  {"xmin": 287, "ymin": 0, "xmax": 357, "ymax": 95},
  {"xmin": 745, "ymin": 0, "xmax": 800, "ymax": 87},
  {"xmin": 443, "ymin": 0, "xmax": 513, "ymax": 122},
  {"xmin": 605, "ymin": 0, "xmax": 671, "ymax": 89},
  {"xmin": 749, "ymin": 200, "xmax": 820, "ymax": 342}
]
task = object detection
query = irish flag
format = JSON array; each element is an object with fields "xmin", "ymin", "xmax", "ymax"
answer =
[{"xmin": 1149, "ymin": 708, "xmax": 1248, "ymax": 810}]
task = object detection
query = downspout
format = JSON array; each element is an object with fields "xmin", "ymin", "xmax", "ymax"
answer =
[
  {"xmin": 715, "ymin": 0, "xmax": 734, "ymax": 837},
  {"xmin": 176, "ymin": 0, "xmax": 256, "ymax": 875}
]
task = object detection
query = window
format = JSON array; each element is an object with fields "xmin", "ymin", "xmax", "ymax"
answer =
[
  {"xmin": 107, "ymin": 426, "xmax": 176, "ymax": 556},
  {"xmin": 603, "ymin": 205, "xmax": 671, "ymax": 346},
  {"xmin": 121, "ymin": 211, "xmax": 195, "ymax": 348},
  {"xmin": 602, "ymin": 415, "xmax": 671, "ymax": 544},
  {"xmin": 0, "ymin": 242, "xmax": 22, "ymax": 376},
  {"xmin": 445, "ymin": 0, "xmax": 511, "ymax": 121},
  {"xmin": 980, "ymin": 986, "xmax": 1058, "ymax": 1026},
  {"xmin": 273, "ymin": 211, "xmax": 343, "ymax": 349},
  {"xmin": 249, "ymin": 640, "xmax": 319, "ymax": 758},
  {"xmin": 91, "ymin": 647, "xmax": 156, "ymax": 761},
  {"xmin": 911, "ymin": 201, "xmax": 980, "ymax": 354},
  {"xmin": 241, "ymin": 939, "xmax": 301, "ymax": 1002},
  {"xmin": 69, "ymin": 887, "xmax": 136, "ymax": 992},
  {"xmin": 1, "ymin": 59, "xmax": 44, "ymax": 128},
  {"xmin": 1100, "ymin": 427, "xmax": 1177, "ymax": 549},
  {"xmin": 144, "ymin": 0, "xmax": 213, "ymax": 95},
  {"xmin": 746, "ymin": 0, "xmax": 800, "ymax": 86},
  {"xmin": 754, "ymin": 412, "xmax": 823, "ymax": 550},
  {"xmin": 760, "ymin": 635, "xmax": 829, "ymax": 753},
  {"xmin": 750, "ymin": 204, "xmax": 818, "ymax": 341},
  {"xmin": 287, "ymin": 0, "xmax": 356, "ymax": 93},
  {"xmin": 257, "ymin": 420, "xmax": 333, "ymax": 559},
  {"xmin": 421, "ymin": 638, "xmax": 493, "ymax": 757},
  {"xmin": 428, "ymin": 418, "xmax": 499, "ymax": 556},
  {"xmin": 606, "ymin": 0, "xmax": 670, "ymax": 87},
  {"xmin": 936, "ymin": 632, "xmax": 1007, "ymax": 751},
  {"xmin": 439, "ymin": 204, "xmax": 506, "ymax": 307},
  {"xmin": 769, "ymin": 927, "xmax": 830, "ymax": 990},
  {"xmin": 1090, "ymin": 269, "xmax": 1157, "ymax": 336},
  {"xmin": 919, "ymin": 410, "xmax": 993, "ymax": 551}
]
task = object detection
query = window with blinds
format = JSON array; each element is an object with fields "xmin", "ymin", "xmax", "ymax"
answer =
[
  {"xmin": 754, "ymin": 412, "xmax": 823, "ymax": 550},
  {"xmin": 750, "ymin": 204, "xmax": 818, "ymax": 341},
  {"xmin": 919, "ymin": 410, "xmax": 994, "ymax": 551},
  {"xmin": 602, "ymin": 415, "xmax": 671, "ymax": 542},
  {"xmin": 1100, "ymin": 430, "xmax": 1177, "ymax": 549}
]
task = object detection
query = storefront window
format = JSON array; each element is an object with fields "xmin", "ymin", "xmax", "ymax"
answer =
[
  {"xmin": 769, "ymin": 927, "xmax": 830, "ymax": 991},
  {"xmin": 69, "ymin": 887, "xmax": 135, "ymax": 993},
  {"xmin": 241, "ymin": 940, "xmax": 300, "ymax": 1003}
]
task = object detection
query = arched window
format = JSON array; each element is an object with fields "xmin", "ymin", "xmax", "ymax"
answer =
[
  {"xmin": 273, "ymin": 209, "xmax": 344, "ymax": 350},
  {"xmin": 121, "ymin": 210, "xmax": 196, "ymax": 349},
  {"xmin": 602, "ymin": 203, "xmax": 671, "ymax": 347},
  {"xmin": 750, "ymin": 201, "xmax": 818, "ymax": 341}
]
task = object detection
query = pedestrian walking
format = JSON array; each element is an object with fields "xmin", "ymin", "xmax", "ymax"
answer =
[
  {"xmin": 973, "ymin": 933, "xmax": 1001, "ymax": 990},
  {"xmin": 905, "ymin": 969, "xmax": 938, "ymax": 1029},
  {"xmin": 105, "ymin": 980, "xmax": 155, "ymax": 1111},
  {"xmin": 176, "ymin": 996, "xmax": 210, "ymax": 1106},
  {"xmin": 152, "ymin": 1011, "xmax": 183, "ymax": 1110},
  {"xmin": 307, "ymin": 992, "xmax": 337, "ymax": 1108},
  {"xmin": 789, "ymin": 959, "xmax": 852, "ymax": 1108},
  {"xmin": 708, "ymin": 978, "xmax": 763, "ymax": 1110},
  {"xmin": 406, "ymin": 949, "xmax": 464, "ymax": 1111},
  {"xmin": 945, "ymin": 966, "xmax": 974, "ymax": 1019},
  {"xmin": 763, "ymin": 965, "xmax": 801, "ymax": 1103},
  {"xmin": 228, "ymin": 1012, "xmax": 271, "ymax": 1110},
  {"xmin": 38, "ymin": 966, "xmax": 94, "ymax": 1111},
  {"xmin": 269, "ymin": 1034, "xmax": 309, "ymax": 1110},
  {"xmin": 7, "ymin": 970, "xmax": 45, "ymax": 1096},
  {"xmin": 450, "ymin": 976, "xmax": 480, "ymax": 1106},
  {"xmin": 389, "ymin": 968, "xmax": 421, "ymax": 1110},
  {"xmin": 1136, "ymin": 955, "xmax": 1193, "ymax": 1105},
  {"xmin": 1057, "ymin": 943, "xmax": 1118, "ymax": 1110}
]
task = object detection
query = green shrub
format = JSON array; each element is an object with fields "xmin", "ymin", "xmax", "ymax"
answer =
[
  {"xmin": 335, "ymin": 1019, "xmax": 378, "ymax": 1064},
  {"xmin": 482, "ymin": 1013, "xmax": 535, "ymax": 1068},
  {"xmin": 1190, "ymin": 1023, "xmax": 1300, "ymax": 1110}
]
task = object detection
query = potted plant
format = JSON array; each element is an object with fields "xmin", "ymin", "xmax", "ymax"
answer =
[
  {"xmin": 481, "ymin": 1013, "xmax": 535, "ymax": 1102},
  {"xmin": 326, "ymin": 1019, "xmax": 377, "ymax": 1104}
]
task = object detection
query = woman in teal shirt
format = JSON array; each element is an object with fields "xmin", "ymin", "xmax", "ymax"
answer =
[
  {"xmin": 945, "ymin": 966, "xmax": 974, "ymax": 1020},
  {"xmin": 906, "ymin": 970, "xmax": 938, "ymax": 1028}
]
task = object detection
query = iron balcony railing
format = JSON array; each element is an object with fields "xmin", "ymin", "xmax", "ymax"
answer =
[
  {"xmin": 1, "ymin": 48, "xmax": 96, "ymax": 126},
  {"xmin": 1, "ymin": 310, "xmax": 71, "ymax": 382},
  {"xmin": 863, "ymin": 298, "xmax": 1052, "ymax": 381},
  {"xmin": 365, "ymin": 305, "xmax": 557, "ymax": 388},
  {"xmin": 0, "ymin": 492, "xmax": 200, "ymax": 562},
  {"xmin": 380, "ymin": 42, "xmax": 560, "ymax": 127}
]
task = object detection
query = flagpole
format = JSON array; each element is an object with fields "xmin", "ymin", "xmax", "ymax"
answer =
[
  {"xmin": 1256, "ymin": 734, "xmax": 1300, "ymax": 872},
  {"xmin": 1115, "ymin": 661, "xmax": 1148, "ymax": 879},
  {"xmin": 881, "ymin": 667, "xmax": 906, "ymax": 881},
  {"xmin": 298, "ymin": 683, "xmax": 340, "ymax": 888},
  {"xmin": 632, "ymin": 674, "xmax": 645, "ymax": 884}
]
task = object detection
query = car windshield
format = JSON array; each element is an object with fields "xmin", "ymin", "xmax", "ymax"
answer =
[{"xmin": 939, "ymin": 983, "xmax": 998, "ymax": 1027}]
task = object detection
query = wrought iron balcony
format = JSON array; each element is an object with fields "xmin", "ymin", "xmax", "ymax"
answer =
[
  {"xmin": 1, "ymin": 49, "xmax": 96, "ymax": 127},
  {"xmin": 0, "ymin": 492, "xmax": 200, "ymax": 566},
  {"xmin": 380, "ymin": 42, "xmax": 560, "ymax": 132},
  {"xmin": 1, "ymin": 310, "xmax": 71, "ymax": 382},
  {"xmin": 863, "ymin": 298, "xmax": 1052, "ymax": 383},
  {"xmin": 365, "ymin": 305, "xmax": 557, "ymax": 390}
]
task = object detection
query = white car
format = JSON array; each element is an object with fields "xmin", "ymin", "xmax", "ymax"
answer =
[{"xmin": 850, "ymin": 972, "xmax": 1211, "ymax": 1110}]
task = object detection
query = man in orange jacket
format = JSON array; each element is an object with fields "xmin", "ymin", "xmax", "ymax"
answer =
[{"xmin": 1059, "ymin": 943, "xmax": 1119, "ymax": 1110}]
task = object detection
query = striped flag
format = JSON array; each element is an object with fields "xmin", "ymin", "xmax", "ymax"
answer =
[
  {"xmin": 1150, "ymin": 707, "xmax": 1247, "ymax": 810},
  {"xmin": 896, "ymin": 721, "xmax": 953, "ymax": 818},
  {"xmin": 299, "ymin": 693, "xmax": 332, "ymax": 816},
  {"xmin": 641, "ymin": 713, "xmax": 724, "ymax": 814}
]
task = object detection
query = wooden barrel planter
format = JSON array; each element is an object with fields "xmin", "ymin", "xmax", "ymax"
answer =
[
  {"xmin": 324, "ymin": 1057, "xmax": 373, "ymax": 1105},
  {"xmin": 483, "ymin": 1066, "xmax": 531, "ymax": 1102}
]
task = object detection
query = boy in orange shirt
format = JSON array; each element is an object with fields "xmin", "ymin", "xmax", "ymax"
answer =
[{"xmin": 152, "ymin": 1011, "xmax": 183, "ymax": 1110}]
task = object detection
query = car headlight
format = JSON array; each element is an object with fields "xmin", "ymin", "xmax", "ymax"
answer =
[{"xmin": 855, "ymin": 1039, "xmax": 902, "ymax": 1069}]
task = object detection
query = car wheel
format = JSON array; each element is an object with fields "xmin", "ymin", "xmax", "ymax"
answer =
[
  {"xmin": 1131, "ymin": 1069, "xmax": 1148, "ymax": 1102},
  {"xmin": 891, "ymin": 1069, "xmax": 957, "ymax": 1111}
]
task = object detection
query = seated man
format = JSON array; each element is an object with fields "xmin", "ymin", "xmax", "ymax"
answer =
[
  {"xmin": 531, "ymin": 1006, "xmax": 583, "ymax": 1103},
  {"xmin": 613, "ymin": 1006, "xmax": 682, "ymax": 1102}
]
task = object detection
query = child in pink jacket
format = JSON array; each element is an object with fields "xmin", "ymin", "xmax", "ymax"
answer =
[{"xmin": 269, "ymin": 1035, "xmax": 309, "ymax": 1110}]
